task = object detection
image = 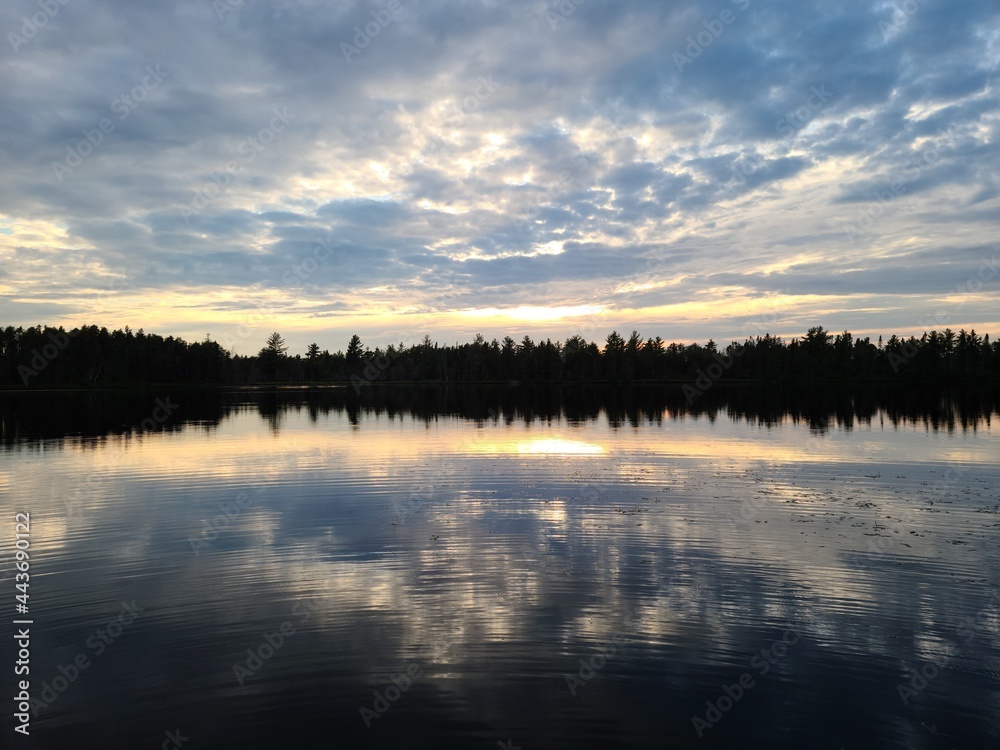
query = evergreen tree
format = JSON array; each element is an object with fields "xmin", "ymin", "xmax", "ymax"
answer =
[{"xmin": 258, "ymin": 332, "xmax": 288, "ymax": 381}]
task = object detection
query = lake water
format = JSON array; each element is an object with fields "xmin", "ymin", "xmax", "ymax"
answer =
[{"xmin": 1, "ymin": 386, "xmax": 998, "ymax": 749}]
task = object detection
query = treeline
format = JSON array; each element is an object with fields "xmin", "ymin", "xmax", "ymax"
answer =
[{"xmin": 1, "ymin": 324, "xmax": 998, "ymax": 388}]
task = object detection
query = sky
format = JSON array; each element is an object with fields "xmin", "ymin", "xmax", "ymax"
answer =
[{"xmin": 1, "ymin": 0, "xmax": 998, "ymax": 356}]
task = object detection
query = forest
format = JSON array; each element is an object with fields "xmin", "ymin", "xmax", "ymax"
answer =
[{"xmin": 1, "ymin": 324, "xmax": 997, "ymax": 388}]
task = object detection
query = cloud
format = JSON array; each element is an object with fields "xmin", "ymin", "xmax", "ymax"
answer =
[{"xmin": 0, "ymin": 0, "xmax": 997, "ymax": 351}]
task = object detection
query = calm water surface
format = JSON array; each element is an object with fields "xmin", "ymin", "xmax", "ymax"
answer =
[{"xmin": 1, "ymin": 386, "xmax": 998, "ymax": 749}]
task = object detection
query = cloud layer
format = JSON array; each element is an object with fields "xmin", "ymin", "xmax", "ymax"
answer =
[{"xmin": 1, "ymin": 0, "xmax": 998, "ymax": 353}]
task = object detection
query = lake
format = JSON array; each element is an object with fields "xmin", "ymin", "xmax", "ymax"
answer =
[{"xmin": 1, "ymin": 385, "xmax": 998, "ymax": 748}]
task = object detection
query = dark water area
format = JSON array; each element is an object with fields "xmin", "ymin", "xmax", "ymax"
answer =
[
  {"xmin": 2, "ymin": 383, "xmax": 998, "ymax": 445},
  {"xmin": 0, "ymin": 385, "xmax": 998, "ymax": 749}
]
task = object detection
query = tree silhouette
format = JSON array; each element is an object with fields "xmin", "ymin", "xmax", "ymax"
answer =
[
  {"xmin": 604, "ymin": 331, "xmax": 625, "ymax": 380},
  {"xmin": 305, "ymin": 342, "xmax": 321, "ymax": 379},
  {"xmin": 2, "ymin": 323, "xmax": 997, "ymax": 388},
  {"xmin": 261, "ymin": 332, "xmax": 288, "ymax": 356},
  {"xmin": 345, "ymin": 334, "xmax": 365, "ymax": 377},
  {"xmin": 258, "ymin": 332, "xmax": 288, "ymax": 381},
  {"xmin": 346, "ymin": 335, "xmax": 364, "ymax": 361}
]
